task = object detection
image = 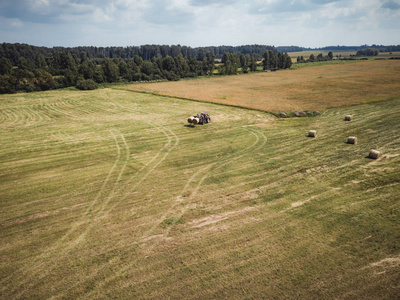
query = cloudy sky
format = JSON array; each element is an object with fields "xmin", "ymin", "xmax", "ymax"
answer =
[{"xmin": 0, "ymin": 0, "xmax": 399, "ymax": 48}]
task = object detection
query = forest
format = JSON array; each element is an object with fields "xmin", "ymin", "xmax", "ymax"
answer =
[{"xmin": 0, "ymin": 43, "xmax": 292, "ymax": 94}]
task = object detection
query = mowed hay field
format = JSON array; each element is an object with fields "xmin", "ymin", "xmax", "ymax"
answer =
[
  {"xmin": 1, "ymin": 86, "xmax": 400, "ymax": 298},
  {"xmin": 124, "ymin": 60, "xmax": 400, "ymax": 113}
]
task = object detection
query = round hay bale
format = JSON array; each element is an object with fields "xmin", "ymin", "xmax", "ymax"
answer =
[
  {"xmin": 188, "ymin": 116, "xmax": 194, "ymax": 124},
  {"xmin": 192, "ymin": 117, "xmax": 199, "ymax": 125},
  {"xmin": 308, "ymin": 130, "xmax": 317, "ymax": 137},
  {"xmin": 279, "ymin": 112, "xmax": 287, "ymax": 118},
  {"xmin": 347, "ymin": 136, "xmax": 357, "ymax": 144},
  {"xmin": 345, "ymin": 115, "xmax": 353, "ymax": 121},
  {"xmin": 369, "ymin": 149, "xmax": 381, "ymax": 159},
  {"xmin": 313, "ymin": 110, "xmax": 320, "ymax": 115}
]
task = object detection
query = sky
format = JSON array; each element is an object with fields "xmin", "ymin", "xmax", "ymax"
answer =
[{"xmin": 0, "ymin": 0, "xmax": 399, "ymax": 48}]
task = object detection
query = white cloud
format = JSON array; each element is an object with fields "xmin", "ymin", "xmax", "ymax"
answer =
[{"xmin": 0, "ymin": 17, "xmax": 24, "ymax": 28}]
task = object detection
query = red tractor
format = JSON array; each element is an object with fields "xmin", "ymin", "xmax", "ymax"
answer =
[{"xmin": 187, "ymin": 112, "xmax": 211, "ymax": 125}]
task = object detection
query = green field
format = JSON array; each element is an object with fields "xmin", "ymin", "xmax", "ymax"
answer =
[{"xmin": 1, "ymin": 88, "xmax": 399, "ymax": 298}]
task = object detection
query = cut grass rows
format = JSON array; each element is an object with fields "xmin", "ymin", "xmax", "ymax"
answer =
[{"xmin": 0, "ymin": 87, "xmax": 399, "ymax": 299}]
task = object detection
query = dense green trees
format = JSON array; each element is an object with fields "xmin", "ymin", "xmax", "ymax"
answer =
[
  {"xmin": 0, "ymin": 43, "xmax": 276, "ymax": 63},
  {"xmin": 0, "ymin": 58, "xmax": 13, "ymax": 75},
  {"xmin": 0, "ymin": 42, "xmax": 297, "ymax": 94},
  {"xmin": 262, "ymin": 50, "xmax": 291, "ymax": 70},
  {"xmin": 0, "ymin": 47, "xmax": 221, "ymax": 93},
  {"xmin": 356, "ymin": 48, "xmax": 379, "ymax": 56},
  {"xmin": 76, "ymin": 79, "xmax": 98, "ymax": 90},
  {"xmin": 296, "ymin": 52, "xmax": 334, "ymax": 63},
  {"xmin": 220, "ymin": 53, "xmax": 239, "ymax": 75}
]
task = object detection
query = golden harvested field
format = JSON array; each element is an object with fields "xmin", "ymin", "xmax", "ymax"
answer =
[
  {"xmin": 122, "ymin": 60, "xmax": 400, "ymax": 113},
  {"xmin": 288, "ymin": 51, "xmax": 400, "ymax": 61}
]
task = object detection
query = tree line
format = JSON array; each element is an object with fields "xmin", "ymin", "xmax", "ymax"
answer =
[
  {"xmin": 355, "ymin": 48, "xmax": 379, "ymax": 56},
  {"xmin": 289, "ymin": 44, "xmax": 400, "ymax": 53},
  {"xmin": 0, "ymin": 51, "xmax": 216, "ymax": 93},
  {"xmin": 296, "ymin": 52, "xmax": 334, "ymax": 63},
  {"xmin": 0, "ymin": 43, "xmax": 293, "ymax": 94},
  {"xmin": 0, "ymin": 43, "xmax": 276, "ymax": 64}
]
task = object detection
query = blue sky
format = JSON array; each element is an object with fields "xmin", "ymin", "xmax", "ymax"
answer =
[{"xmin": 0, "ymin": 0, "xmax": 399, "ymax": 47}]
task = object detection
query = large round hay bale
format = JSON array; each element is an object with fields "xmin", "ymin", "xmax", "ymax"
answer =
[
  {"xmin": 369, "ymin": 149, "xmax": 381, "ymax": 159},
  {"xmin": 188, "ymin": 116, "xmax": 194, "ymax": 124},
  {"xmin": 308, "ymin": 130, "xmax": 317, "ymax": 137},
  {"xmin": 279, "ymin": 112, "xmax": 287, "ymax": 118},
  {"xmin": 192, "ymin": 117, "xmax": 199, "ymax": 125},
  {"xmin": 345, "ymin": 115, "xmax": 353, "ymax": 121},
  {"xmin": 347, "ymin": 136, "xmax": 357, "ymax": 144}
]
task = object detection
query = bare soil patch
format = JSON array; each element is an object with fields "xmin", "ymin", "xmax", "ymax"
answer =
[{"xmin": 123, "ymin": 60, "xmax": 400, "ymax": 112}]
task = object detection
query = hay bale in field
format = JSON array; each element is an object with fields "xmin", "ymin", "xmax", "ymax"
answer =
[
  {"xmin": 347, "ymin": 136, "xmax": 358, "ymax": 144},
  {"xmin": 369, "ymin": 149, "xmax": 381, "ymax": 159},
  {"xmin": 279, "ymin": 112, "xmax": 287, "ymax": 117},
  {"xmin": 188, "ymin": 116, "xmax": 194, "ymax": 124},
  {"xmin": 345, "ymin": 115, "xmax": 353, "ymax": 121},
  {"xmin": 308, "ymin": 130, "xmax": 317, "ymax": 137},
  {"xmin": 294, "ymin": 111, "xmax": 306, "ymax": 117},
  {"xmin": 313, "ymin": 110, "xmax": 320, "ymax": 115},
  {"xmin": 192, "ymin": 117, "xmax": 199, "ymax": 125}
]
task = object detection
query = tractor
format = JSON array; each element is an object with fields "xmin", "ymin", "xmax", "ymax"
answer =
[{"xmin": 187, "ymin": 112, "xmax": 211, "ymax": 125}]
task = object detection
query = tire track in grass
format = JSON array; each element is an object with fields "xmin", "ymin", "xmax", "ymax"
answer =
[
  {"xmin": 55, "ymin": 101, "xmax": 98, "ymax": 121},
  {"xmin": 5, "ymin": 98, "xmax": 179, "ymax": 297},
  {"xmin": 40, "ymin": 103, "xmax": 67, "ymax": 119},
  {"xmin": 3, "ymin": 129, "xmax": 128, "ymax": 295},
  {"xmin": 58, "ymin": 130, "xmax": 129, "ymax": 242},
  {"xmin": 6, "ymin": 108, "xmax": 19, "ymax": 125},
  {"xmin": 47, "ymin": 102, "xmax": 77, "ymax": 119},
  {"xmin": 96, "ymin": 126, "xmax": 179, "ymax": 226},
  {"xmin": 9, "ymin": 107, "xmax": 23, "ymax": 124},
  {"xmin": 0, "ymin": 108, "xmax": 10, "ymax": 124},
  {"xmin": 26, "ymin": 106, "xmax": 44, "ymax": 124},
  {"xmin": 100, "ymin": 90, "xmax": 180, "ymax": 212},
  {"xmin": 65, "ymin": 130, "xmax": 131, "ymax": 248},
  {"xmin": 164, "ymin": 128, "xmax": 267, "ymax": 230},
  {"xmin": 14, "ymin": 103, "xmax": 180, "ymax": 298},
  {"xmin": 84, "ymin": 128, "xmax": 267, "ymax": 295},
  {"xmin": 13, "ymin": 107, "xmax": 27, "ymax": 124},
  {"xmin": 44, "ymin": 125, "xmax": 180, "ymax": 299},
  {"xmin": 19, "ymin": 107, "xmax": 36, "ymax": 126},
  {"xmin": 35, "ymin": 104, "xmax": 53, "ymax": 121}
]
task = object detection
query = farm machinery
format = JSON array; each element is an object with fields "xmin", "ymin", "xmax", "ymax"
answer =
[{"xmin": 187, "ymin": 112, "xmax": 211, "ymax": 125}]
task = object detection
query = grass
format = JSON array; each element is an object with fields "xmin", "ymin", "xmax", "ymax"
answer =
[
  {"xmin": 1, "ymin": 74, "xmax": 400, "ymax": 298},
  {"xmin": 123, "ymin": 60, "xmax": 400, "ymax": 113}
]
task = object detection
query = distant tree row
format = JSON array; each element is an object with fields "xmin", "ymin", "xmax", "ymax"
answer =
[
  {"xmin": 355, "ymin": 48, "xmax": 379, "ymax": 56},
  {"xmin": 385, "ymin": 45, "xmax": 400, "ymax": 52},
  {"xmin": 296, "ymin": 52, "xmax": 333, "ymax": 63},
  {"xmin": 218, "ymin": 50, "xmax": 292, "ymax": 75},
  {"xmin": 0, "ymin": 43, "xmax": 276, "ymax": 65},
  {"xmin": 277, "ymin": 45, "xmax": 400, "ymax": 53}
]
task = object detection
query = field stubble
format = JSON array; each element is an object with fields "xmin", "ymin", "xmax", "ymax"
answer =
[
  {"xmin": 1, "ymin": 70, "xmax": 400, "ymax": 299},
  {"xmin": 123, "ymin": 60, "xmax": 400, "ymax": 113}
]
